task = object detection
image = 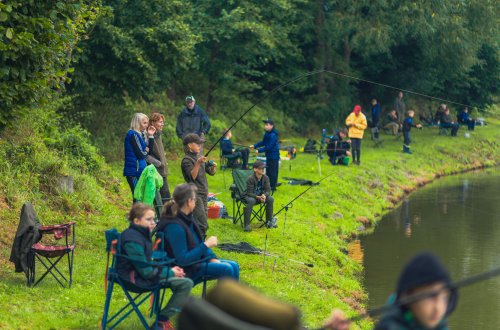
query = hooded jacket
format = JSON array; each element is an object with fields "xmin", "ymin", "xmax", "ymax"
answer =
[
  {"xmin": 10, "ymin": 202, "xmax": 41, "ymax": 277},
  {"xmin": 345, "ymin": 112, "xmax": 368, "ymax": 139},
  {"xmin": 253, "ymin": 128, "xmax": 280, "ymax": 160},
  {"xmin": 133, "ymin": 165, "xmax": 164, "ymax": 206}
]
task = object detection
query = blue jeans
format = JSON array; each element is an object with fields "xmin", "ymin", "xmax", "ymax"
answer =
[{"xmin": 191, "ymin": 259, "xmax": 240, "ymax": 285}]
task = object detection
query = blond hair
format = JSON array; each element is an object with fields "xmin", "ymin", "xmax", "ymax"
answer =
[{"xmin": 130, "ymin": 113, "xmax": 148, "ymax": 132}]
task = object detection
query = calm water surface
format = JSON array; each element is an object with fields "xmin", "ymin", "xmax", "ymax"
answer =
[{"xmin": 360, "ymin": 169, "xmax": 500, "ymax": 329}]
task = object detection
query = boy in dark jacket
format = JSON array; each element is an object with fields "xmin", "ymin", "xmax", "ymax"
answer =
[
  {"xmin": 116, "ymin": 203, "xmax": 193, "ymax": 330},
  {"xmin": 457, "ymin": 106, "xmax": 475, "ymax": 131},
  {"xmin": 374, "ymin": 252, "xmax": 458, "ymax": 330},
  {"xmin": 402, "ymin": 110, "xmax": 422, "ymax": 154},
  {"xmin": 220, "ymin": 128, "xmax": 250, "ymax": 169},
  {"xmin": 250, "ymin": 119, "xmax": 280, "ymax": 192},
  {"xmin": 243, "ymin": 160, "xmax": 275, "ymax": 232}
]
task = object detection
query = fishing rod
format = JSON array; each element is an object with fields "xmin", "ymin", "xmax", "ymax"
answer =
[
  {"xmin": 204, "ymin": 69, "xmax": 324, "ymax": 157},
  {"xmin": 217, "ymin": 242, "xmax": 314, "ymax": 268},
  {"xmin": 312, "ymin": 265, "xmax": 500, "ymax": 329}
]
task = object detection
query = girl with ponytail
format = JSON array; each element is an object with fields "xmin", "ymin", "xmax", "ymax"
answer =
[{"xmin": 157, "ymin": 183, "xmax": 239, "ymax": 285}]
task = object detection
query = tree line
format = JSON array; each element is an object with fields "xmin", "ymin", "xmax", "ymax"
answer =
[{"xmin": 1, "ymin": 0, "xmax": 498, "ymax": 157}]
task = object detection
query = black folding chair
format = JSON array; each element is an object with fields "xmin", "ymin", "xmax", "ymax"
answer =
[
  {"xmin": 28, "ymin": 221, "xmax": 75, "ymax": 288},
  {"xmin": 229, "ymin": 169, "xmax": 265, "ymax": 228}
]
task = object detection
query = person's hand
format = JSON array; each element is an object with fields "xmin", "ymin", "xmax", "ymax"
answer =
[
  {"xmin": 209, "ymin": 258, "xmax": 221, "ymax": 263},
  {"xmin": 172, "ymin": 266, "xmax": 185, "ymax": 278},
  {"xmin": 416, "ymin": 124, "xmax": 422, "ymax": 128},
  {"xmin": 197, "ymin": 156, "xmax": 207, "ymax": 165},
  {"xmin": 260, "ymin": 194, "xmax": 266, "ymax": 202},
  {"xmin": 147, "ymin": 126, "xmax": 156, "ymax": 136},
  {"xmin": 204, "ymin": 236, "xmax": 218, "ymax": 248},
  {"xmin": 346, "ymin": 139, "xmax": 351, "ymax": 143},
  {"xmin": 346, "ymin": 151, "xmax": 352, "ymax": 156},
  {"xmin": 145, "ymin": 147, "xmax": 150, "ymax": 152},
  {"xmin": 323, "ymin": 309, "xmax": 350, "ymax": 330}
]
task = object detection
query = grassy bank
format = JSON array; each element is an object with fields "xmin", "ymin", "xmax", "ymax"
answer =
[{"xmin": 0, "ymin": 117, "xmax": 499, "ymax": 329}]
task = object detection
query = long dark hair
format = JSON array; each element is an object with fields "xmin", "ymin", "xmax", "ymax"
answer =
[{"xmin": 161, "ymin": 183, "xmax": 197, "ymax": 219}]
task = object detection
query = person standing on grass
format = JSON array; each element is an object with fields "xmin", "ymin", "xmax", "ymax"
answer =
[
  {"xmin": 370, "ymin": 98, "xmax": 382, "ymax": 144},
  {"xmin": 123, "ymin": 113, "xmax": 155, "ymax": 203},
  {"xmin": 250, "ymin": 118, "xmax": 280, "ymax": 192},
  {"xmin": 393, "ymin": 91, "xmax": 406, "ymax": 124},
  {"xmin": 176, "ymin": 96, "xmax": 211, "ymax": 140},
  {"xmin": 147, "ymin": 112, "xmax": 171, "ymax": 201},
  {"xmin": 345, "ymin": 105, "xmax": 367, "ymax": 165},
  {"xmin": 116, "ymin": 203, "xmax": 193, "ymax": 330},
  {"xmin": 402, "ymin": 110, "xmax": 422, "ymax": 154},
  {"xmin": 180, "ymin": 133, "xmax": 216, "ymax": 238}
]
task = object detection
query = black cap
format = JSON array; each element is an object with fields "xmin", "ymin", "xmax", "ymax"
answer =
[
  {"xmin": 183, "ymin": 133, "xmax": 205, "ymax": 145},
  {"xmin": 252, "ymin": 160, "xmax": 266, "ymax": 169},
  {"xmin": 263, "ymin": 118, "xmax": 274, "ymax": 125}
]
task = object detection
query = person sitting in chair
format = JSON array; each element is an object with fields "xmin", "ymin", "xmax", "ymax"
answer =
[
  {"xmin": 157, "ymin": 183, "xmax": 239, "ymax": 285},
  {"xmin": 116, "ymin": 203, "xmax": 193, "ymax": 330},
  {"xmin": 243, "ymin": 160, "xmax": 275, "ymax": 232},
  {"xmin": 440, "ymin": 108, "xmax": 460, "ymax": 136},
  {"xmin": 457, "ymin": 106, "xmax": 475, "ymax": 131},
  {"xmin": 220, "ymin": 128, "xmax": 250, "ymax": 169},
  {"xmin": 384, "ymin": 110, "xmax": 401, "ymax": 135},
  {"xmin": 326, "ymin": 128, "xmax": 351, "ymax": 165}
]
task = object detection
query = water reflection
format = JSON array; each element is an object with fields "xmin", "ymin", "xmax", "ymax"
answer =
[{"xmin": 360, "ymin": 170, "xmax": 500, "ymax": 330}]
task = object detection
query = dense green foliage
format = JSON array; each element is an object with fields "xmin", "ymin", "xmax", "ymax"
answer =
[
  {"xmin": 0, "ymin": 0, "xmax": 100, "ymax": 126},
  {"xmin": 66, "ymin": 0, "xmax": 499, "ymax": 149}
]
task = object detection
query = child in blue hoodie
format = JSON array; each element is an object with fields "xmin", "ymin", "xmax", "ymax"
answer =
[{"xmin": 250, "ymin": 119, "xmax": 280, "ymax": 191}]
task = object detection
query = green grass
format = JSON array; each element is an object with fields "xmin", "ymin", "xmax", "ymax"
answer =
[{"xmin": 0, "ymin": 121, "xmax": 499, "ymax": 329}]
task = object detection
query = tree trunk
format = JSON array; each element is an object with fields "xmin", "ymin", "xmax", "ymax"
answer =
[{"xmin": 315, "ymin": 0, "xmax": 325, "ymax": 94}]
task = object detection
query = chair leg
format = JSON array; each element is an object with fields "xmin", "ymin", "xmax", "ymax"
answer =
[
  {"xmin": 33, "ymin": 254, "xmax": 67, "ymax": 288},
  {"xmin": 101, "ymin": 280, "xmax": 115, "ymax": 329}
]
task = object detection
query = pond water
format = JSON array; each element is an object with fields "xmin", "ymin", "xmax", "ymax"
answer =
[{"xmin": 360, "ymin": 169, "xmax": 500, "ymax": 329}]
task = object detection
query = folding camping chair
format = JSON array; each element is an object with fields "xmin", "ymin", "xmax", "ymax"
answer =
[
  {"xmin": 229, "ymin": 169, "xmax": 265, "ymax": 228},
  {"xmin": 219, "ymin": 144, "xmax": 241, "ymax": 188},
  {"xmin": 101, "ymin": 228, "xmax": 171, "ymax": 330},
  {"xmin": 28, "ymin": 221, "xmax": 75, "ymax": 288}
]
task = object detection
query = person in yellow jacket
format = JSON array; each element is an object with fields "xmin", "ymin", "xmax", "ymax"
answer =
[{"xmin": 345, "ymin": 104, "xmax": 367, "ymax": 165}]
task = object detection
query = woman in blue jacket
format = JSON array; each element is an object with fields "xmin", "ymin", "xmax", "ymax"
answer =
[
  {"xmin": 250, "ymin": 118, "xmax": 280, "ymax": 191},
  {"xmin": 123, "ymin": 113, "xmax": 155, "ymax": 203},
  {"xmin": 156, "ymin": 183, "xmax": 239, "ymax": 285}
]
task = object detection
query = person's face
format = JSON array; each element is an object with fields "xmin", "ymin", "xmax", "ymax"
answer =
[
  {"xmin": 407, "ymin": 282, "xmax": 449, "ymax": 329},
  {"xmin": 153, "ymin": 118, "xmax": 164, "ymax": 132},
  {"xmin": 225, "ymin": 130, "xmax": 232, "ymax": 139},
  {"xmin": 186, "ymin": 100, "xmax": 195, "ymax": 110},
  {"xmin": 140, "ymin": 117, "xmax": 149, "ymax": 131},
  {"xmin": 134, "ymin": 209, "xmax": 156, "ymax": 232},
  {"xmin": 188, "ymin": 142, "xmax": 201, "ymax": 153},
  {"xmin": 408, "ymin": 112, "xmax": 414, "ymax": 118},
  {"xmin": 253, "ymin": 166, "xmax": 265, "ymax": 175},
  {"xmin": 464, "ymin": 107, "xmax": 468, "ymax": 113},
  {"xmin": 264, "ymin": 123, "xmax": 273, "ymax": 132},
  {"xmin": 339, "ymin": 131, "xmax": 345, "ymax": 138},
  {"xmin": 399, "ymin": 92, "xmax": 403, "ymax": 99},
  {"xmin": 371, "ymin": 99, "xmax": 377, "ymax": 105},
  {"xmin": 186, "ymin": 194, "xmax": 196, "ymax": 213},
  {"xmin": 445, "ymin": 109, "xmax": 450, "ymax": 115},
  {"xmin": 391, "ymin": 110, "xmax": 396, "ymax": 116}
]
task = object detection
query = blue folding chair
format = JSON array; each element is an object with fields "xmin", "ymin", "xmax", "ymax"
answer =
[{"xmin": 101, "ymin": 228, "xmax": 173, "ymax": 330}]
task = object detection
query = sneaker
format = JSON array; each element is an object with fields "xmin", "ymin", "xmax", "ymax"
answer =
[{"xmin": 151, "ymin": 320, "xmax": 174, "ymax": 330}]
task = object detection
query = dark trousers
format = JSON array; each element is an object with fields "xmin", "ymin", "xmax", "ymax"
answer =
[
  {"xmin": 403, "ymin": 131, "xmax": 411, "ymax": 146},
  {"xmin": 465, "ymin": 119, "xmax": 475, "ymax": 130},
  {"xmin": 160, "ymin": 176, "xmax": 171, "ymax": 201},
  {"xmin": 193, "ymin": 194, "xmax": 208, "ymax": 238},
  {"xmin": 266, "ymin": 159, "xmax": 279, "ymax": 191},
  {"xmin": 441, "ymin": 123, "xmax": 459, "ymax": 136},
  {"xmin": 234, "ymin": 147, "xmax": 250, "ymax": 168},
  {"xmin": 244, "ymin": 195, "xmax": 274, "ymax": 226},
  {"xmin": 126, "ymin": 176, "xmax": 138, "ymax": 204},
  {"xmin": 351, "ymin": 138, "xmax": 362, "ymax": 163}
]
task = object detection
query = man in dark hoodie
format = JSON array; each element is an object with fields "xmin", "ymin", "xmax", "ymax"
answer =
[
  {"xmin": 176, "ymin": 96, "xmax": 211, "ymax": 139},
  {"xmin": 374, "ymin": 252, "xmax": 458, "ymax": 330},
  {"xmin": 250, "ymin": 119, "xmax": 280, "ymax": 192}
]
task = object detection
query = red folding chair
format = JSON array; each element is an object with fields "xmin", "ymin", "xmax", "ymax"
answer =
[{"xmin": 28, "ymin": 222, "xmax": 76, "ymax": 288}]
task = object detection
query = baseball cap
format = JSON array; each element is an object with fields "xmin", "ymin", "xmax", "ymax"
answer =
[
  {"xmin": 186, "ymin": 95, "xmax": 195, "ymax": 102},
  {"xmin": 262, "ymin": 118, "xmax": 274, "ymax": 125},
  {"xmin": 252, "ymin": 160, "xmax": 266, "ymax": 169},
  {"xmin": 183, "ymin": 133, "xmax": 205, "ymax": 145}
]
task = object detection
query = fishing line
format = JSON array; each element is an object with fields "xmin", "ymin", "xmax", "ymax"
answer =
[{"xmin": 204, "ymin": 68, "xmax": 480, "ymax": 157}]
